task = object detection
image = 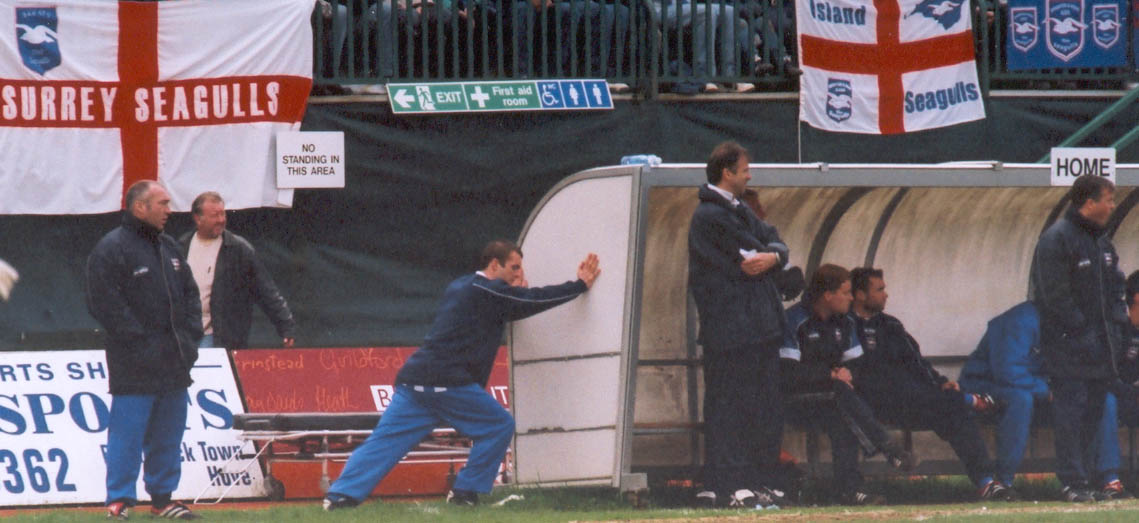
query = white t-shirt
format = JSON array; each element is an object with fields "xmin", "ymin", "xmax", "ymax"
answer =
[{"xmin": 187, "ymin": 234, "xmax": 223, "ymax": 334}]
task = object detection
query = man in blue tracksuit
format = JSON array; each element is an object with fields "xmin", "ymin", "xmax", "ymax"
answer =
[
  {"xmin": 322, "ymin": 240, "xmax": 600, "ymax": 509},
  {"xmin": 958, "ymin": 302, "xmax": 1048, "ymax": 497},
  {"xmin": 86, "ymin": 181, "xmax": 203, "ymax": 520}
]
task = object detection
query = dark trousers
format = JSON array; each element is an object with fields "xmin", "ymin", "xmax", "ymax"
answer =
[
  {"xmin": 800, "ymin": 381, "xmax": 892, "ymax": 494},
  {"xmin": 861, "ymin": 377, "xmax": 994, "ymax": 486},
  {"xmin": 1052, "ymin": 377, "xmax": 1109, "ymax": 487},
  {"xmin": 702, "ymin": 342, "xmax": 783, "ymax": 496}
]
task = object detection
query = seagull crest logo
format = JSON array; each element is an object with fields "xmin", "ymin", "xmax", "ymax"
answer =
[{"xmin": 16, "ymin": 7, "xmax": 60, "ymax": 75}]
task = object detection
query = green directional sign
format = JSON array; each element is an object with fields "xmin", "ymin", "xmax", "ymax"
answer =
[{"xmin": 388, "ymin": 80, "xmax": 613, "ymax": 114}]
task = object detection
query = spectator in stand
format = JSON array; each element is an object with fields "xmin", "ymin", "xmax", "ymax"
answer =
[
  {"xmin": 782, "ymin": 264, "xmax": 915, "ymax": 506},
  {"xmin": 509, "ymin": 0, "xmax": 631, "ymax": 82},
  {"xmin": 848, "ymin": 267, "xmax": 1007, "ymax": 501},
  {"xmin": 652, "ymin": 0, "xmax": 757, "ymax": 92}
]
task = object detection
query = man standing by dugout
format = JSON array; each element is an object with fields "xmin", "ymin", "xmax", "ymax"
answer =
[
  {"xmin": 86, "ymin": 181, "xmax": 203, "ymax": 520},
  {"xmin": 1030, "ymin": 174, "xmax": 1128, "ymax": 502},
  {"xmin": 688, "ymin": 141, "xmax": 790, "ymax": 508}
]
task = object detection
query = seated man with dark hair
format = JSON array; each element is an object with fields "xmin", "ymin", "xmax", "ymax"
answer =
[
  {"xmin": 848, "ymin": 267, "xmax": 1007, "ymax": 501},
  {"xmin": 781, "ymin": 263, "xmax": 915, "ymax": 506}
]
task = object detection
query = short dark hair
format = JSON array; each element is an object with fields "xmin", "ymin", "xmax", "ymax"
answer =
[
  {"xmin": 705, "ymin": 141, "xmax": 748, "ymax": 185},
  {"xmin": 124, "ymin": 180, "xmax": 157, "ymax": 210},
  {"xmin": 807, "ymin": 263, "xmax": 850, "ymax": 305},
  {"xmin": 850, "ymin": 267, "xmax": 884, "ymax": 294},
  {"xmin": 1068, "ymin": 175, "xmax": 1114, "ymax": 209},
  {"xmin": 1127, "ymin": 270, "xmax": 1139, "ymax": 307},
  {"xmin": 191, "ymin": 191, "xmax": 224, "ymax": 215},
  {"xmin": 480, "ymin": 240, "xmax": 522, "ymax": 269}
]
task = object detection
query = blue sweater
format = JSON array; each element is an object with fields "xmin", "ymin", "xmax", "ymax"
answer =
[
  {"xmin": 395, "ymin": 273, "xmax": 587, "ymax": 387},
  {"xmin": 958, "ymin": 302, "xmax": 1049, "ymax": 399}
]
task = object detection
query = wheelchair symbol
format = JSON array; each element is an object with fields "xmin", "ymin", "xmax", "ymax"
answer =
[{"xmin": 540, "ymin": 84, "xmax": 561, "ymax": 106}]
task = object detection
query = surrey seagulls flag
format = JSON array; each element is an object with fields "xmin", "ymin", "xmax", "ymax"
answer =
[
  {"xmin": 1006, "ymin": 0, "xmax": 1127, "ymax": 70},
  {"xmin": 0, "ymin": 0, "xmax": 313, "ymax": 214},
  {"xmin": 797, "ymin": 0, "xmax": 986, "ymax": 134}
]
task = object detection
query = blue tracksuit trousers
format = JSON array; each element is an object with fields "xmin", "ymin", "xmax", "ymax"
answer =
[
  {"xmin": 327, "ymin": 383, "xmax": 514, "ymax": 502},
  {"xmin": 961, "ymin": 380, "xmax": 1120, "ymax": 486},
  {"xmin": 104, "ymin": 389, "xmax": 189, "ymax": 504}
]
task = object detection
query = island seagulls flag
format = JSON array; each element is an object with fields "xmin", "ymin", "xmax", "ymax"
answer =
[
  {"xmin": 0, "ymin": 0, "xmax": 313, "ymax": 214},
  {"xmin": 797, "ymin": 0, "xmax": 986, "ymax": 134}
]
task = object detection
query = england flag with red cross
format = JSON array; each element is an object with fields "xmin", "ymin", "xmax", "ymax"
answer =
[
  {"xmin": 0, "ymin": 0, "xmax": 313, "ymax": 214},
  {"xmin": 797, "ymin": 0, "xmax": 986, "ymax": 134}
]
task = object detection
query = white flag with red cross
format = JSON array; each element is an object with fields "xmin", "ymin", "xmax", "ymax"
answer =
[
  {"xmin": 0, "ymin": 0, "xmax": 313, "ymax": 214},
  {"xmin": 797, "ymin": 0, "xmax": 986, "ymax": 135}
]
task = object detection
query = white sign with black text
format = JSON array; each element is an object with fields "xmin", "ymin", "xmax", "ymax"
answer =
[
  {"xmin": 1051, "ymin": 147, "xmax": 1116, "ymax": 186},
  {"xmin": 0, "ymin": 349, "xmax": 264, "ymax": 506},
  {"xmin": 276, "ymin": 131, "xmax": 346, "ymax": 188}
]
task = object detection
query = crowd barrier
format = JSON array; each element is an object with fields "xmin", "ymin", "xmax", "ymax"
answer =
[{"xmin": 311, "ymin": 0, "xmax": 1135, "ymax": 94}]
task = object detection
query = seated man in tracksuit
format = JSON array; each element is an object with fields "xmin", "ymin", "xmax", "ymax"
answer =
[
  {"xmin": 1095, "ymin": 270, "xmax": 1139, "ymax": 499},
  {"xmin": 847, "ymin": 268, "xmax": 1006, "ymax": 500},
  {"xmin": 959, "ymin": 301, "xmax": 1132, "ymax": 500},
  {"xmin": 781, "ymin": 263, "xmax": 915, "ymax": 506}
]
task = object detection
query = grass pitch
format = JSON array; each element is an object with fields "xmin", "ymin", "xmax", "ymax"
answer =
[{"xmin": 6, "ymin": 478, "xmax": 1139, "ymax": 521}]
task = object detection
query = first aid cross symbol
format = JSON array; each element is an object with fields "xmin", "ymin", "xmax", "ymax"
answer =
[{"xmin": 469, "ymin": 86, "xmax": 490, "ymax": 108}]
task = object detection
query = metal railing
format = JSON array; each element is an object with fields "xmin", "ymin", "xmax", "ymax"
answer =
[{"xmin": 312, "ymin": 0, "xmax": 1136, "ymax": 95}]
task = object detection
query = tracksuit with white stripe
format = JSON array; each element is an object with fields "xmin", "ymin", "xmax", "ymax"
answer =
[
  {"xmin": 781, "ymin": 302, "xmax": 893, "ymax": 495},
  {"xmin": 326, "ymin": 272, "xmax": 587, "ymax": 502}
]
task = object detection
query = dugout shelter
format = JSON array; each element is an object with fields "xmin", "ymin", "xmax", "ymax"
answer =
[{"xmin": 508, "ymin": 162, "xmax": 1139, "ymax": 491}]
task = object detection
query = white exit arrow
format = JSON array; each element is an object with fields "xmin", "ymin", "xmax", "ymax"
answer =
[{"xmin": 393, "ymin": 89, "xmax": 415, "ymax": 109}]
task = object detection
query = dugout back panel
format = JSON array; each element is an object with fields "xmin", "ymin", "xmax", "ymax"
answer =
[{"xmin": 512, "ymin": 163, "xmax": 1139, "ymax": 488}]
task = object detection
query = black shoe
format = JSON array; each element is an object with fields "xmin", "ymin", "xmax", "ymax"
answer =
[
  {"xmin": 150, "ymin": 501, "xmax": 200, "ymax": 520},
  {"xmin": 322, "ymin": 494, "xmax": 359, "ymax": 511},
  {"xmin": 446, "ymin": 488, "xmax": 478, "ymax": 506},
  {"xmin": 978, "ymin": 480, "xmax": 1013, "ymax": 501},
  {"xmin": 1061, "ymin": 485, "xmax": 1096, "ymax": 503},
  {"xmin": 694, "ymin": 490, "xmax": 717, "ymax": 508},
  {"xmin": 840, "ymin": 490, "xmax": 886, "ymax": 506}
]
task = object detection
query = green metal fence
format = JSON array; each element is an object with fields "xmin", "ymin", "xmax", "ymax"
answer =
[{"xmin": 312, "ymin": 0, "xmax": 1135, "ymax": 95}]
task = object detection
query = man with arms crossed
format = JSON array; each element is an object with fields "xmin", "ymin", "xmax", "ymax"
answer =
[
  {"xmin": 178, "ymin": 191, "xmax": 295, "ymax": 349},
  {"xmin": 87, "ymin": 181, "xmax": 203, "ymax": 520},
  {"xmin": 688, "ymin": 141, "xmax": 790, "ymax": 508},
  {"xmin": 322, "ymin": 240, "xmax": 600, "ymax": 509},
  {"xmin": 1030, "ymin": 174, "xmax": 1128, "ymax": 502}
]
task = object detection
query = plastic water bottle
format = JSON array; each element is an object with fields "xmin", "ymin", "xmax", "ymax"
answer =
[{"xmin": 620, "ymin": 154, "xmax": 662, "ymax": 167}]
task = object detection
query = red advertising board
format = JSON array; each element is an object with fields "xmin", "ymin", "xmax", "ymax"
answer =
[{"xmin": 231, "ymin": 346, "xmax": 511, "ymax": 499}]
